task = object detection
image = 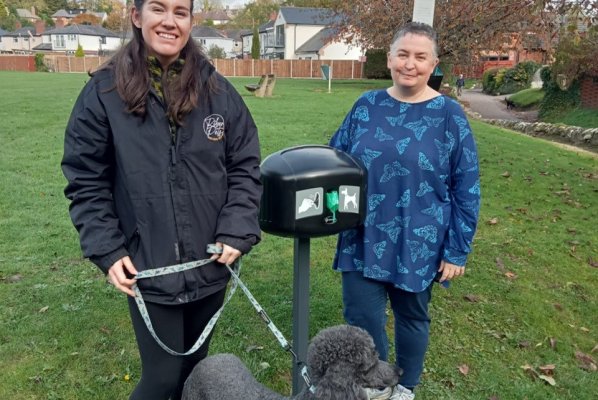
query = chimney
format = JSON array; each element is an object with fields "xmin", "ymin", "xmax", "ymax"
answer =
[
  {"xmin": 56, "ymin": 18, "xmax": 65, "ymax": 29},
  {"xmin": 270, "ymin": 11, "xmax": 277, "ymax": 21},
  {"xmin": 31, "ymin": 6, "xmax": 36, "ymax": 17},
  {"xmin": 35, "ymin": 19, "xmax": 45, "ymax": 35},
  {"xmin": 15, "ymin": 20, "xmax": 22, "ymax": 30}
]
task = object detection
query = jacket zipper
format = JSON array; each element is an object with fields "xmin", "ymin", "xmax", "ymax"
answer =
[{"xmin": 168, "ymin": 120, "xmax": 182, "ymax": 262}]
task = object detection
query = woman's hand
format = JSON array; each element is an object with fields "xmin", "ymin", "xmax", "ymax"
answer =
[
  {"xmin": 210, "ymin": 242, "xmax": 242, "ymax": 266},
  {"xmin": 107, "ymin": 256, "xmax": 138, "ymax": 297},
  {"xmin": 438, "ymin": 260, "xmax": 464, "ymax": 283}
]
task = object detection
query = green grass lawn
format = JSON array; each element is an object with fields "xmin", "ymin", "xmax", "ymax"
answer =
[
  {"xmin": 508, "ymin": 88, "xmax": 545, "ymax": 108},
  {"xmin": 1, "ymin": 72, "xmax": 596, "ymax": 400}
]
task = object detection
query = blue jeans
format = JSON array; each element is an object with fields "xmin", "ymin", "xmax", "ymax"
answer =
[{"xmin": 342, "ymin": 272, "xmax": 433, "ymax": 388}]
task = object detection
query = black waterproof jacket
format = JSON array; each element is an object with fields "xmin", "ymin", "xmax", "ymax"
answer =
[{"xmin": 62, "ymin": 62, "xmax": 261, "ymax": 304}]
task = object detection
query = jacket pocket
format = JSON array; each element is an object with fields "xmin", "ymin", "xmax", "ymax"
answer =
[{"xmin": 126, "ymin": 229, "xmax": 141, "ymax": 260}]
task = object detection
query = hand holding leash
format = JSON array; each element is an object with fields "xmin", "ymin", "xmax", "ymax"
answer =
[
  {"xmin": 107, "ymin": 256, "xmax": 138, "ymax": 297},
  {"xmin": 209, "ymin": 242, "xmax": 241, "ymax": 266}
]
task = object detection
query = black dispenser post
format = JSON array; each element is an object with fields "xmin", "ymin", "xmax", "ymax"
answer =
[{"xmin": 259, "ymin": 145, "xmax": 367, "ymax": 395}]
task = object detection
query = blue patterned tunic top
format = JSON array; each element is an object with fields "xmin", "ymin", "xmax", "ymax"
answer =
[{"xmin": 329, "ymin": 90, "xmax": 480, "ymax": 293}]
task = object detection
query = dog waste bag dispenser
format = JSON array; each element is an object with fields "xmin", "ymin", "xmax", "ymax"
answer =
[
  {"xmin": 259, "ymin": 145, "xmax": 367, "ymax": 237},
  {"xmin": 259, "ymin": 145, "xmax": 367, "ymax": 395}
]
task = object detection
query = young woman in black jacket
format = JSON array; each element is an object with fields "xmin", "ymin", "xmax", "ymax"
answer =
[{"xmin": 61, "ymin": 0, "xmax": 261, "ymax": 398}]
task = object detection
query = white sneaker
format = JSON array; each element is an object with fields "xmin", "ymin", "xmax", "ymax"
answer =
[
  {"xmin": 365, "ymin": 386, "xmax": 393, "ymax": 399},
  {"xmin": 389, "ymin": 384, "xmax": 415, "ymax": 400}
]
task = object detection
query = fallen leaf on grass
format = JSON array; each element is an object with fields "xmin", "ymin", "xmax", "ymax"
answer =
[
  {"xmin": 539, "ymin": 374, "xmax": 556, "ymax": 386},
  {"xmin": 495, "ymin": 257, "xmax": 506, "ymax": 272},
  {"xmin": 591, "ymin": 344, "xmax": 598, "ymax": 353},
  {"xmin": 458, "ymin": 364, "xmax": 469, "ymax": 376},
  {"xmin": 505, "ymin": 271, "xmax": 517, "ymax": 279},
  {"xmin": 7, "ymin": 274, "xmax": 23, "ymax": 283},
  {"xmin": 518, "ymin": 340, "xmax": 531, "ymax": 349},
  {"xmin": 550, "ymin": 338, "xmax": 557, "ymax": 349},
  {"xmin": 488, "ymin": 396, "xmax": 500, "ymax": 400},
  {"xmin": 246, "ymin": 345, "xmax": 264, "ymax": 352},
  {"xmin": 580, "ymin": 327, "xmax": 590, "ymax": 333},
  {"xmin": 566, "ymin": 227, "xmax": 577, "ymax": 234},
  {"xmin": 575, "ymin": 351, "xmax": 597, "ymax": 371},
  {"xmin": 539, "ymin": 364, "xmax": 556, "ymax": 375},
  {"xmin": 463, "ymin": 294, "xmax": 480, "ymax": 303},
  {"xmin": 553, "ymin": 303, "xmax": 563, "ymax": 311},
  {"xmin": 39, "ymin": 306, "xmax": 49, "ymax": 313},
  {"xmin": 487, "ymin": 217, "xmax": 499, "ymax": 225},
  {"xmin": 501, "ymin": 171, "xmax": 511, "ymax": 178},
  {"xmin": 588, "ymin": 257, "xmax": 598, "ymax": 268}
]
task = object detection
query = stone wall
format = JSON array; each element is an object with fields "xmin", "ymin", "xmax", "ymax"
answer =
[{"xmin": 471, "ymin": 115, "xmax": 598, "ymax": 151}]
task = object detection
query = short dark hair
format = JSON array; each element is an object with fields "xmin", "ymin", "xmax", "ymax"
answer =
[{"xmin": 390, "ymin": 22, "xmax": 439, "ymax": 58}]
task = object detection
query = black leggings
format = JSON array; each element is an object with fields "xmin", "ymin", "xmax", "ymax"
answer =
[{"xmin": 127, "ymin": 288, "xmax": 226, "ymax": 400}]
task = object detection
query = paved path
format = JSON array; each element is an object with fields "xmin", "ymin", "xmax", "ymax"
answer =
[{"xmin": 458, "ymin": 88, "xmax": 537, "ymax": 122}]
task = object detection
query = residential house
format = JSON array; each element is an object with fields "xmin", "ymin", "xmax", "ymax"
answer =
[
  {"xmin": 0, "ymin": 28, "xmax": 8, "ymax": 52},
  {"xmin": 2, "ymin": 20, "xmax": 46, "ymax": 53},
  {"xmin": 191, "ymin": 26, "xmax": 234, "ymax": 57},
  {"xmin": 223, "ymin": 29, "xmax": 250, "ymax": 58},
  {"xmin": 51, "ymin": 9, "xmax": 108, "ymax": 26},
  {"xmin": 16, "ymin": 8, "xmax": 40, "ymax": 23},
  {"xmin": 240, "ymin": 20, "xmax": 277, "ymax": 59},
  {"xmin": 242, "ymin": 7, "xmax": 364, "ymax": 60},
  {"xmin": 195, "ymin": 9, "xmax": 231, "ymax": 26},
  {"xmin": 40, "ymin": 24, "xmax": 121, "ymax": 55}
]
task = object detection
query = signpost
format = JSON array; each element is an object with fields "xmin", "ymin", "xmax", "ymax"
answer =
[{"xmin": 412, "ymin": 0, "xmax": 436, "ymax": 26}]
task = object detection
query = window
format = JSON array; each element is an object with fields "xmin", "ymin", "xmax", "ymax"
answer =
[
  {"xmin": 275, "ymin": 25, "xmax": 284, "ymax": 47},
  {"xmin": 14, "ymin": 37, "xmax": 18, "ymax": 43},
  {"xmin": 68, "ymin": 34, "xmax": 76, "ymax": 41},
  {"xmin": 54, "ymin": 35, "xmax": 65, "ymax": 48},
  {"xmin": 100, "ymin": 36, "xmax": 106, "ymax": 44}
]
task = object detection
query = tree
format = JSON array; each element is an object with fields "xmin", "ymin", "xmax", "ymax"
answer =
[
  {"xmin": 103, "ymin": 5, "xmax": 126, "ymax": 32},
  {"xmin": 251, "ymin": 25, "xmax": 260, "ymax": 59},
  {"xmin": 0, "ymin": 0, "xmax": 9, "ymax": 18},
  {"xmin": 232, "ymin": 0, "xmax": 279, "ymax": 29},
  {"xmin": 75, "ymin": 43, "xmax": 84, "ymax": 57},
  {"xmin": 72, "ymin": 12, "xmax": 100, "ymax": 25},
  {"xmin": 207, "ymin": 44, "xmax": 226, "ymax": 59},
  {"xmin": 329, "ymin": 0, "xmax": 596, "ymax": 67},
  {"xmin": 45, "ymin": 0, "xmax": 67, "ymax": 15}
]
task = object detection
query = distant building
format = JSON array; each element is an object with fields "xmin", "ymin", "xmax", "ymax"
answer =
[
  {"xmin": 191, "ymin": 26, "xmax": 234, "ymax": 57},
  {"xmin": 40, "ymin": 24, "xmax": 121, "ymax": 55},
  {"xmin": 241, "ymin": 7, "xmax": 365, "ymax": 60}
]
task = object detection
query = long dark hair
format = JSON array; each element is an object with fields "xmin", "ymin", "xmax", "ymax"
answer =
[{"xmin": 103, "ymin": 0, "xmax": 214, "ymax": 125}]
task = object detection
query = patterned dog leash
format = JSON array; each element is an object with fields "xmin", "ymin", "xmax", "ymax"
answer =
[{"xmin": 131, "ymin": 244, "xmax": 297, "ymax": 360}]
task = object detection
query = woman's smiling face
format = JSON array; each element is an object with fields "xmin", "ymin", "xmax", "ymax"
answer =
[
  {"xmin": 132, "ymin": 0, "xmax": 193, "ymax": 68},
  {"xmin": 387, "ymin": 33, "xmax": 439, "ymax": 92}
]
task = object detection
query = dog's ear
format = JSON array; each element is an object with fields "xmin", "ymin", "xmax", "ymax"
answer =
[{"xmin": 313, "ymin": 363, "xmax": 368, "ymax": 400}]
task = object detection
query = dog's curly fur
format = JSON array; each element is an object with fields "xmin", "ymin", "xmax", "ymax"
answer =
[{"xmin": 182, "ymin": 325, "xmax": 400, "ymax": 400}]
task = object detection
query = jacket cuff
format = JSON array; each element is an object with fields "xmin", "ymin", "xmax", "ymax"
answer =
[
  {"xmin": 216, "ymin": 235, "xmax": 258, "ymax": 255},
  {"xmin": 442, "ymin": 248, "xmax": 468, "ymax": 267},
  {"xmin": 89, "ymin": 247, "xmax": 129, "ymax": 275}
]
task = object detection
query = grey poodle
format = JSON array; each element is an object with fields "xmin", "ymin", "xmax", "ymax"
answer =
[{"xmin": 182, "ymin": 324, "xmax": 400, "ymax": 400}]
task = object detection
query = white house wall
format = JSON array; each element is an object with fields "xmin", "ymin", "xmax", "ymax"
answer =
[
  {"xmin": 195, "ymin": 37, "xmax": 234, "ymax": 57},
  {"xmin": 284, "ymin": 25, "xmax": 324, "ymax": 59},
  {"xmin": 320, "ymin": 41, "xmax": 364, "ymax": 60},
  {"xmin": 4, "ymin": 36, "xmax": 43, "ymax": 52},
  {"xmin": 47, "ymin": 34, "xmax": 121, "ymax": 52}
]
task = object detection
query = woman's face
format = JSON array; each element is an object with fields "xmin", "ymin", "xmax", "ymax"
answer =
[
  {"xmin": 132, "ymin": 0, "xmax": 193, "ymax": 68},
  {"xmin": 387, "ymin": 33, "xmax": 439, "ymax": 92}
]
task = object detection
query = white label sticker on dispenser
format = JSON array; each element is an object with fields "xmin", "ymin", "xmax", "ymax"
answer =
[
  {"xmin": 296, "ymin": 188, "xmax": 323, "ymax": 219},
  {"xmin": 338, "ymin": 185, "xmax": 360, "ymax": 213}
]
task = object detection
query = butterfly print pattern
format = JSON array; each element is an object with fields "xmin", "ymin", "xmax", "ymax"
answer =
[{"xmin": 329, "ymin": 91, "xmax": 480, "ymax": 292}]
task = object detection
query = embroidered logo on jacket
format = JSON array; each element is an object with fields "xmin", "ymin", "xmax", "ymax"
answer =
[{"xmin": 203, "ymin": 114, "xmax": 225, "ymax": 141}]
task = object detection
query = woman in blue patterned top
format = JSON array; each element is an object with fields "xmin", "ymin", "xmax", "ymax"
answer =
[{"xmin": 329, "ymin": 22, "xmax": 480, "ymax": 400}]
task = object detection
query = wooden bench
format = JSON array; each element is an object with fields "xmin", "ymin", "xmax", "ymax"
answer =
[{"xmin": 245, "ymin": 74, "xmax": 276, "ymax": 97}]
